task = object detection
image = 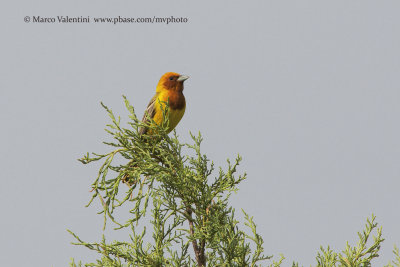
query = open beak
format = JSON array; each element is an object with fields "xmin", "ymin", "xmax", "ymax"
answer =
[{"xmin": 177, "ymin": 75, "xmax": 189, "ymax": 82}]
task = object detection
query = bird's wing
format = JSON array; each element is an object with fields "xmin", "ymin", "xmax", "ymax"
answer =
[{"xmin": 139, "ymin": 93, "xmax": 158, "ymax": 135}]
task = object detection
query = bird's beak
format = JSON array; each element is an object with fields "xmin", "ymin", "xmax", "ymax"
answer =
[{"xmin": 177, "ymin": 75, "xmax": 189, "ymax": 82}]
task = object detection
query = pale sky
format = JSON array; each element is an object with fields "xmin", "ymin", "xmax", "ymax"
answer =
[{"xmin": 1, "ymin": 1, "xmax": 399, "ymax": 266}]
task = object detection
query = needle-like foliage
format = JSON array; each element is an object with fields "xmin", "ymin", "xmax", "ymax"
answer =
[
  {"xmin": 69, "ymin": 97, "xmax": 276, "ymax": 266},
  {"xmin": 69, "ymin": 97, "xmax": 398, "ymax": 267}
]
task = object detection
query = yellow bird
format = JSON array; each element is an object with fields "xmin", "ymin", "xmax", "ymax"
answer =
[
  {"xmin": 122, "ymin": 72, "xmax": 189, "ymax": 186},
  {"xmin": 139, "ymin": 72, "xmax": 189, "ymax": 135}
]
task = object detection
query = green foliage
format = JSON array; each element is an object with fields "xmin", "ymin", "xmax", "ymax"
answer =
[
  {"xmin": 314, "ymin": 215, "xmax": 385, "ymax": 267},
  {"xmin": 69, "ymin": 97, "xmax": 398, "ymax": 267},
  {"xmin": 385, "ymin": 246, "xmax": 400, "ymax": 267},
  {"xmin": 290, "ymin": 216, "xmax": 399, "ymax": 267},
  {"xmin": 70, "ymin": 97, "xmax": 275, "ymax": 266}
]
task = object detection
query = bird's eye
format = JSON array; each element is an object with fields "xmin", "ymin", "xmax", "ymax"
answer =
[{"xmin": 169, "ymin": 77, "xmax": 174, "ymax": 81}]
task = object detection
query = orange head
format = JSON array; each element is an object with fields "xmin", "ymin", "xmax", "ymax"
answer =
[{"xmin": 156, "ymin": 72, "xmax": 189, "ymax": 92}]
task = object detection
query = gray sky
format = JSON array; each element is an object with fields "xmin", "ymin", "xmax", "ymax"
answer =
[{"xmin": 1, "ymin": 0, "xmax": 399, "ymax": 266}]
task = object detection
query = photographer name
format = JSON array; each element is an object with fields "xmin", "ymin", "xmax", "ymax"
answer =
[{"xmin": 32, "ymin": 16, "xmax": 90, "ymax": 23}]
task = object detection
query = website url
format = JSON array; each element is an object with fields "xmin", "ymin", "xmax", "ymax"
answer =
[
  {"xmin": 24, "ymin": 15, "xmax": 189, "ymax": 25},
  {"xmin": 94, "ymin": 16, "xmax": 188, "ymax": 25}
]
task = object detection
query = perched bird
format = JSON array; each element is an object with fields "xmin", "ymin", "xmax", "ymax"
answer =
[
  {"xmin": 122, "ymin": 72, "xmax": 189, "ymax": 187},
  {"xmin": 139, "ymin": 72, "xmax": 189, "ymax": 135}
]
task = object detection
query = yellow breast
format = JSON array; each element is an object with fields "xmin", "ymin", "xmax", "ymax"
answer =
[{"xmin": 153, "ymin": 91, "xmax": 186, "ymax": 133}]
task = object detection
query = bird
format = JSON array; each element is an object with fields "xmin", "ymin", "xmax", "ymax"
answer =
[
  {"xmin": 139, "ymin": 72, "xmax": 189, "ymax": 135},
  {"xmin": 121, "ymin": 72, "xmax": 189, "ymax": 187}
]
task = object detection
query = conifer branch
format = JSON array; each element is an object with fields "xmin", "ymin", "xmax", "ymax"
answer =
[{"xmin": 69, "ymin": 97, "xmax": 398, "ymax": 267}]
